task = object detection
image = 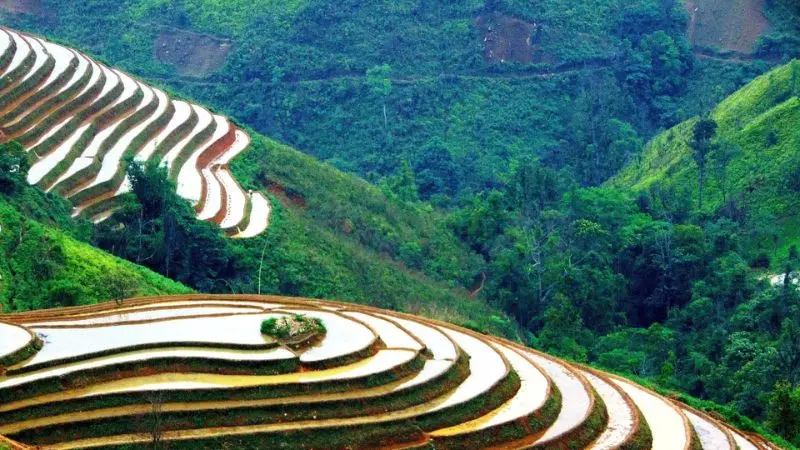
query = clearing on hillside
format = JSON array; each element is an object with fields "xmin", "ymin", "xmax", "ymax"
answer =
[
  {"xmin": 154, "ymin": 28, "xmax": 231, "ymax": 78},
  {"xmin": 684, "ymin": 0, "xmax": 769, "ymax": 54},
  {"xmin": 477, "ymin": 12, "xmax": 550, "ymax": 64}
]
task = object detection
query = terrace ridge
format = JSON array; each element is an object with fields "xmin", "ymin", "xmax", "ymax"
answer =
[
  {"xmin": 0, "ymin": 26, "xmax": 270, "ymax": 237},
  {"xmin": 0, "ymin": 294, "xmax": 781, "ymax": 449}
]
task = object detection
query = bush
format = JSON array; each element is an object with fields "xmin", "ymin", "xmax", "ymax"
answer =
[
  {"xmin": 750, "ymin": 252, "xmax": 772, "ymax": 269},
  {"xmin": 260, "ymin": 314, "xmax": 325, "ymax": 339}
]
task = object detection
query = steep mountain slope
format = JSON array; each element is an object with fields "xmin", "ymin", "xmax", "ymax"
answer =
[
  {"xmin": 0, "ymin": 191, "xmax": 190, "ymax": 312},
  {"xmin": 0, "ymin": 27, "xmax": 266, "ymax": 236},
  {"xmin": 611, "ymin": 59, "xmax": 800, "ymax": 262},
  {"xmin": 0, "ymin": 26, "xmax": 508, "ymax": 337},
  {"xmin": 2, "ymin": 0, "xmax": 795, "ymax": 203}
]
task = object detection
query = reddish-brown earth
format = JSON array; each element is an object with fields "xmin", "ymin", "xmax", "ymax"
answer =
[
  {"xmin": 684, "ymin": 0, "xmax": 769, "ymax": 54},
  {"xmin": 154, "ymin": 28, "xmax": 231, "ymax": 78},
  {"xmin": 0, "ymin": 0, "xmax": 40, "ymax": 15},
  {"xmin": 476, "ymin": 13, "xmax": 551, "ymax": 64}
]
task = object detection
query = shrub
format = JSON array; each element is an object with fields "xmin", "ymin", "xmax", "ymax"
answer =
[
  {"xmin": 260, "ymin": 314, "xmax": 325, "ymax": 340},
  {"xmin": 750, "ymin": 252, "xmax": 771, "ymax": 269}
]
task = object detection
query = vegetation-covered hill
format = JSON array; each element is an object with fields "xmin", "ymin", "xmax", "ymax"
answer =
[
  {"xmin": 438, "ymin": 61, "xmax": 800, "ymax": 447},
  {"xmin": 0, "ymin": 172, "xmax": 190, "ymax": 312},
  {"xmin": 612, "ymin": 60, "xmax": 800, "ymax": 265},
  {"xmin": 0, "ymin": 1, "xmax": 799, "ymax": 446},
  {"xmin": 2, "ymin": 0, "xmax": 796, "ymax": 204}
]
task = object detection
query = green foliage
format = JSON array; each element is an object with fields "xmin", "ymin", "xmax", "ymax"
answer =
[
  {"xmin": 93, "ymin": 159, "xmax": 236, "ymax": 292},
  {"xmin": 0, "ymin": 141, "xmax": 29, "ymax": 194},
  {"xmin": 0, "ymin": 183, "xmax": 189, "ymax": 312},
  {"xmin": 3, "ymin": 0, "xmax": 781, "ymax": 205},
  {"xmin": 366, "ymin": 64, "xmax": 392, "ymax": 98},
  {"xmin": 260, "ymin": 314, "xmax": 325, "ymax": 339},
  {"xmin": 767, "ymin": 381, "xmax": 800, "ymax": 444}
]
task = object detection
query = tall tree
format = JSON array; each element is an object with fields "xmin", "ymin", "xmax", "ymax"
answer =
[
  {"xmin": 366, "ymin": 64, "xmax": 392, "ymax": 130},
  {"xmin": 691, "ymin": 118, "xmax": 718, "ymax": 209},
  {"xmin": 0, "ymin": 141, "xmax": 29, "ymax": 194}
]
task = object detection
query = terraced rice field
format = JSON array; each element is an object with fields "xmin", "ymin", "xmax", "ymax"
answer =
[
  {"xmin": 0, "ymin": 295, "xmax": 777, "ymax": 450},
  {"xmin": 0, "ymin": 26, "xmax": 269, "ymax": 237}
]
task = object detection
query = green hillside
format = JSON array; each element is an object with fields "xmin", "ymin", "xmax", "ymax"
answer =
[
  {"xmin": 0, "ymin": 2, "xmax": 799, "ymax": 445},
  {"xmin": 0, "ymin": 135, "xmax": 511, "ymax": 335},
  {"xmin": 612, "ymin": 59, "xmax": 800, "ymax": 264},
  {"xmin": 0, "ymin": 182, "xmax": 190, "ymax": 312},
  {"xmin": 3, "ymin": 0, "xmax": 796, "ymax": 203},
  {"xmin": 92, "ymin": 129, "xmax": 514, "ymax": 337}
]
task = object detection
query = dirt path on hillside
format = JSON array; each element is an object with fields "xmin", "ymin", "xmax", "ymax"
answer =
[{"xmin": 147, "ymin": 57, "xmax": 619, "ymax": 90}]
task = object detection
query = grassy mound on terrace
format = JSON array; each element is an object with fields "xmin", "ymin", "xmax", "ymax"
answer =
[
  {"xmin": 0, "ymin": 171, "xmax": 190, "ymax": 312},
  {"xmin": 610, "ymin": 59, "xmax": 800, "ymax": 265},
  {"xmin": 261, "ymin": 314, "xmax": 325, "ymax": 339}
]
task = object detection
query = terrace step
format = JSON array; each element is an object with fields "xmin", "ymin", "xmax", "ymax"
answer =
[
  {"xmin": 69, "ymin": 86, "xmax": 172, "ymax": 214},
  {"xmin": 0, "ymin": 347, "xmax": 427, "ymax": 444},
  {"xmin": 162, "ymin": 104, "xmax": 215, "ymax": 174},
  {"xmin": 378, "ymin": 314, "xmax": 458, "ymax": 361},
  {"xmin": 0, "ymin": 34, "xmax": 56, "ymax": 115},
  {"xmin": 51, "ymin": 75, "xmax": 148, "ymax": 196},
  {"xmin": 428, "ymin": 341, "xmax": 554, "ymax": 448},
  {"xmin": 0, "ymin": 27, "xmax": 269, "ymax": 237},
  {"xmin": 342, "ymin": 311, "xmax": 424, "ymax": 351},
  {"xmin": 13, "ymin": 320, "xmax": 509, "ymax": 449},
  {"xmin": 0, "ymin": 29, "xmax": 14, "ymax": 74},
  {"xmin": 0, "ymin": 296, "xmax": 782, "ymax": 449},
  {"xmin": 582, "ymin": 370, "xmax": 641, "ymax": 450},
  {"xmin": 232, "ymin": 192, "xmax": 271, "ymax": 238},
  {"xmin": 0, "ymin": 31, "xmax": 33, "ymax": 93},
  {"xmin": 196, "ymin": 129, "xmax": 250, "ymax": 220},
  {"xmin": 515, "ymin": 351, "xmax": 602, "ymax": 449},
  {"xmin": 682, "ymin": 408, "xmax": 735, "ymax": 450},
  {"xmin": 10, "ymin": 313, "xmax": 283, "ymax": 374},
  {"xmin": 0, "ymin": 304, "xmax": 469, "ymax": 443},
  {"xmin": 3, "ymin": 53, "xmax": 94, "ymax": 138},
  {"xmin": 608, "ymin": 374, "xmax": 692, "ymax": 450},
  {"xmin": 727, "ymin": 427, "xmax": 761, "ymax": 450},
  {"xmin": 0, "ymin": 322, "xmax": 38, "ymax": 368},
  {"xmin": 0, "ymin": 346, "xmax": 449, "ymax": 441},
  {"xmin": 0, "ymin": 42, "xmax": 78, "ymax": 125},
  {"xmin": 26, "ymin": 304, "xmax": 264, "ymax": 328},
  {"xmin": 23, "ymin": 62, "xmax": 116, "ymax": 157}
]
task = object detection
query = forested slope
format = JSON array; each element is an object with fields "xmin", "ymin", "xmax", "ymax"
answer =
[
  {"xmin": 2, "ymin": 0, "xmax": 796, "ymax": 203},
  {"xmin": 0, "ymin": 160, "xmax": 190, "ymax": 312},
  {"xmin": 441, "ymin": 62, "xmax": 800, "ymax": 446},
  {"xmin": 612, "ymin": 60, "xmax": 800, "ymax": 265}
]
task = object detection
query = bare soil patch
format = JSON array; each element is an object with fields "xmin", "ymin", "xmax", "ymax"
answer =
[
  {"xmin": 476, "ymin": 13, "xmax": 551, "ymax": 64},
  {"xmin": 0, "ymin": 0, "xmax": 40, "ymax": 15},
  {"xmin": 264, "ymin": 180, "xmax": 307, "ymax": 208},
  {"xmin": 154, "ymin": 28, "xmax": 231, "ymax": 78},
  {"xmin": 684, "ymin": 0, "xmax": 769, "ymax": 54}
]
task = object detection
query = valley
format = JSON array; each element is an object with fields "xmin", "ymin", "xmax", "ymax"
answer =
[{"xmin": 0, "ymin": 0, "xmax": 798, "ymax": 447}]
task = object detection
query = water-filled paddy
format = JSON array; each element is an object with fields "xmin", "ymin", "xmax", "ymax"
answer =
[
  {"xmin": 0, "ymin": 322, "xmax": 32, "ymax": 358},
  {"xmin": 430, "ymin": 343, "xmax": 548, "ymax": 436},
  {"xmin": 610, "ymin": 376, "xmax": 689, "ymax": 450}
]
